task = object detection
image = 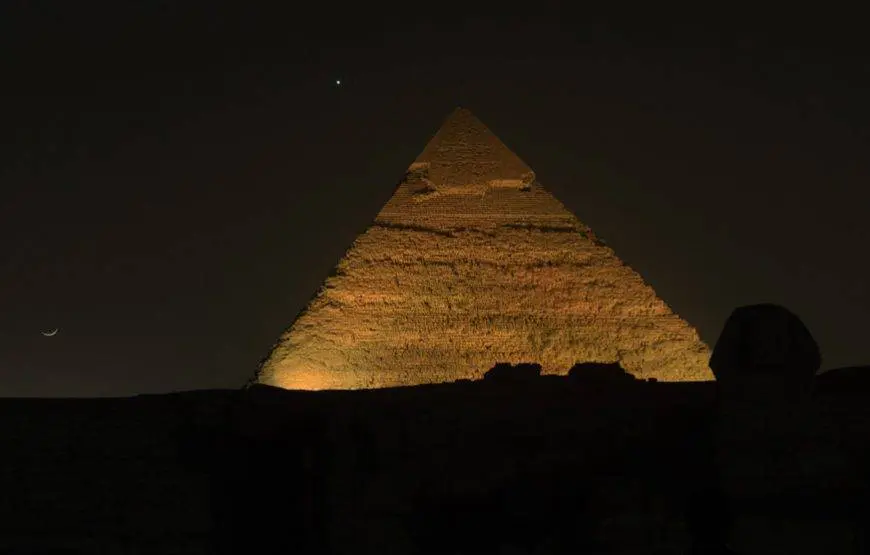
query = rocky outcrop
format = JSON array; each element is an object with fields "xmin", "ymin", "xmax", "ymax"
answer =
[{"xmin": 256, "ymin": 108, "xmax": 712, "ymax": 390}]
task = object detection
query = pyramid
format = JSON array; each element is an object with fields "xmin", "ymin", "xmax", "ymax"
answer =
[{"xmin": 255, "ymin": 108, "xmax": 713, "ymax": 390}]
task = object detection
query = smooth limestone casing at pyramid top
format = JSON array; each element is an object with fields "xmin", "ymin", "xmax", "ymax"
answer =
[{"xmin": 256, "ymin": 108, "xmax": 713, "ymax": 390}]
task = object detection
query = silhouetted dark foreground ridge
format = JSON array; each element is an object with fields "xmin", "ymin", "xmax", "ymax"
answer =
[{"xmin": 1, "ymin": 304, "xmax": 869, "ymax": 554}]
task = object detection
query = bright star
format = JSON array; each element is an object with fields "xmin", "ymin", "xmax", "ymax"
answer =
[{"xmin": 336, "ymin": 79, "xmax": 341, "ymax": 86}]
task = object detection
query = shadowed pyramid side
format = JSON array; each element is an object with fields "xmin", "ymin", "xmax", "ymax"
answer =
[{"xmin": 255, "ymin": 108, "xmax": 712, "ymax": 390}]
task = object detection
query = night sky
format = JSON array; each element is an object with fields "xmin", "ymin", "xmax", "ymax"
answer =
[{"xmin": 2, "ymin": 4, "xmax": 868, "ymax": 397}]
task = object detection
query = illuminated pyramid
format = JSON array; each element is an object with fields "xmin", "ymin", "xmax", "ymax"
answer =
[{"xmin": 255, "ymin": 108, "xmax": 712, "ymax": 390}]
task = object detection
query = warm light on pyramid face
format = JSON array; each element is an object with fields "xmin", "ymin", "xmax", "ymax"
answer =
[
  {"xmin": 265, "ymin": 345, "xmax": 350, "ymax": 391},
  {"xmin": 255, "ymin": 108, "xmax": 713, "ymax": 390},
  {"xmin": 269, "ymin": 360, "xmax": 347, "ymax": 391}
]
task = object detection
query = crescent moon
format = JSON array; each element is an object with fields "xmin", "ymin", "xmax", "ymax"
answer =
[{"xmin": 42, "ymin": 329, "xmax": 58, "ymax": 337}]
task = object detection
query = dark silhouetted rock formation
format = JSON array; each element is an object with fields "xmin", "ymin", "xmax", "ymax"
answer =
[
  {"xmin": 484, "ymin": 362, "xmax": 543, "ymax": 383},
  {"xmin": 710, "ymin": 303, "xmax": 821, "ymax": 397},
  {"xmin": 709, "ymin": 304, "xmax": 866, "ymax": 553},
  {"xmin": 568, "ymin": 361, "xmax": 637, "ymax": 384}
]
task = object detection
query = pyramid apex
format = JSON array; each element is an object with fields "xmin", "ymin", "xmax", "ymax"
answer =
[{"xmin": 411, "ymin": 108, "xmax": 535, "ymax": 190}]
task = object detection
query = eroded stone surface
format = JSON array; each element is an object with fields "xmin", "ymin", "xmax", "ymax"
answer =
[{"xmin": 256, "ymin": 108, "xmax": 712, "ymax": 389}]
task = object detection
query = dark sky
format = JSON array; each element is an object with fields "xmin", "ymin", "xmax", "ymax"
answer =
[{"xmin": 1, "ymin": 3, "xmax": 868, "ymax": 397}]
